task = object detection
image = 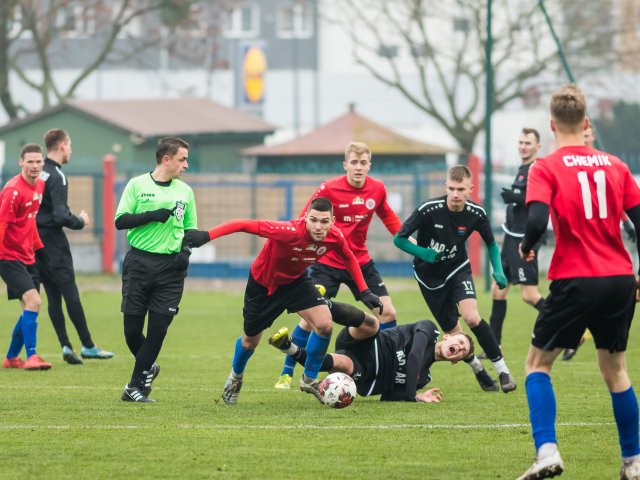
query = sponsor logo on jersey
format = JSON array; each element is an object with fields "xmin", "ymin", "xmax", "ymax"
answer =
[
  {"xmin": 175, "ymin": 201, "xmax": 185, "ymax": 221},
  {"xmin": 293, "ymin": 247, "xmax": 302, "ymax": 251},
  {"xmin": 316, "ymin": 246, "xmax": 327, "ymax": 255},
  {"xmin": 343, "ymin": 215, "xmax": 353, "ymax": 222},
  {"xmin": 518, "ymin": 175, "xmax": 524, "ymax": 181},
  {"xmin": 365, "ymin": 198, "xmax": 376, "ymax": 210},
  {"xmin": 339, "ymin": 203, "xmax": 349, "ymax": 208},
  {"xmin": 352, "ymin": 196, "xmax": 365, "ymax": 205},
  {"xmin": 291, "ymin": 257, "xmax": 299, "ymax": 262},
  {"xmin": 305, "ymin": 244, "xmax": 317, "ymax": 251},
  {"xmin": 435, "ymin": 224, "xmax": 443, "ymax": 229},
  {"xmin": 457, "ymin": 226, "xmax": 467, "ymax": 236},
  {"xmin": 355, "ymin": 214, "xmax": 368, "ymax": 222},
  {"xmin": 140, "ymin": 193, "xmax": 155, "ymax": 198},
  {"xmin": 303, "ymin": 257, "xmax": 316, "ymax": 262}
]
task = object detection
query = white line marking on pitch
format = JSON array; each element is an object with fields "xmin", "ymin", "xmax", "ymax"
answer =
[{"xmin": 0, "ymin": 422, "xmax": 615, "ymax": 431}]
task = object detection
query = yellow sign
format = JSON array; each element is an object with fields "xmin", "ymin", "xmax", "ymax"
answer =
[{"xmin": 242, "ymin": 46, "xmax": 267, "ymax": 104}]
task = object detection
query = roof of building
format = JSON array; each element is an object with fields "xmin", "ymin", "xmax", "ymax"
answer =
[
  {"xmin": 243, "ymin": 107, "xmax": 453, "ymax": 156},
  {"xmin": 0, "ymin": 98, "xmax": 276, "ymax": 137}
]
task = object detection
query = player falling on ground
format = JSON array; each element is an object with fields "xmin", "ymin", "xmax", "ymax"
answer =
[
  {"xmin": 269, "ymin": 307, "xmax": 473, "ymax": 403},
  {"xmin": 275, "ymin": 141, "xmax": 403, "ymax": 390},
  {"xmin": 516, "ymin": 84, "xmax": 640, "ymax": 480},
  {"xmin": 394, "ymin": 165, "xmax": 516, "ymax": 393},
  {"xmin": 182, "ymin": 197, "xmax": 383, "ymax": 404}
]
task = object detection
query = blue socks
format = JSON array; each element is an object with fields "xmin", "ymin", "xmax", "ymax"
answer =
[
  {"xmin": 611, "ymin": 387, "xmax": 640, "ymax": 458},
  {"xmin": 6, "ymin": 315, "xmax": 24, "ymax": 358},
  {"xmin": 525, "ymin": 372, "xmax": 557, "ymax": 451},
  {"xmin": 282, "ymin": 326, "xmax": 311, "ymax": 376},
  {"xmin": 231, "ymin": 337, "xmax": 254, "ymax": 376},
  {"xmin": 303, "ymin": 331, "xmax": 331, "ymax": 380},
  {"xmin": 21, "ymin": 310, "xmax": 39, "ymax": 358},
  {"xmin": 379, "ymin": 320, "xmax": 397, "ymax": 331}
]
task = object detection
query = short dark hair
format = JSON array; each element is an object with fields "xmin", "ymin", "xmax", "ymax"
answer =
[
  {"xmin": 155, "ymin": 136, "xmax": 189, "ymax": 164},
  {"xmin": 21, "ymin": 143, "xmax": 43, "ymax": 158},
  {"xmin": 521, "ymin": 127, "xmax": 540, "ymax": 143},
  {"xmin": 44, "ymin": 128, "xmax": 69, "ymax": 151},
  {"xmin": 308, "ymin": 197, "xmax": 333, "ymax": 214},
  {"xmin": 550, "ymin": 84, "xmax": 587, "ymax": 131}
]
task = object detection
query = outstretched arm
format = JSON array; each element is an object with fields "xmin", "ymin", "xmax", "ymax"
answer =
[{"xmin": 394, "ymin": 234, "xmax": 442, "ymax": 263}]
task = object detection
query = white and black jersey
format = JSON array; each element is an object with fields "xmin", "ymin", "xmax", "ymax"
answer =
[
  {"xmin": 36, "ymin": 158, "xmax": 84, "ymax": 230},
  {"xmin": 502, "ymin": 162, "xmax": 533, "ymax": 237},
  {"xmin": 337, "ymin": 320, "xmax": 439, "ymax": 401},
  {"xmin": 397, "ymin": 196, "xmax": 495, "ymax": 289}
]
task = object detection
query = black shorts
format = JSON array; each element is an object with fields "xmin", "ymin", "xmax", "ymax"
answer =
[
  {"xmin": 416, "ymin": 267, "xmax": 476, "ymax": 332},
  {"xmin": 0, "ymin": 260, "xmax": 39, "ymax": 300},
  {"xmin": 334, "ymin": 327, "xmax": 377, "ymax": 397},
  {"xmin": 37, "ymin": 227, "xmax": 76, "ymax": 285},
  {"xmin": 501, "ymin": 234, "xmax": 539, "ymax": 286},
  {"xmin": 309, "ymin": 260, "xmax": 389, "ymax": 299},
  {"xmin": 532, "ymin": 275, "xmax": 636, "ymax": 352},
  {"xmin": 243, "ymin": 273, "xmax": 327, "ymax": 338},
  {"xmin": 121, "ymin": 248, "xmax": 187, "ymax": 316}
]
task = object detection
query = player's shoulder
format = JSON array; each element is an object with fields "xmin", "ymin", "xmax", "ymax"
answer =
[
  {"xmin": 327, "ymin": 223, "xmax": 346, "ymax": 240},
  {"xmin": 417, "ymin": 196, "xmax": 446, "ymax": 213},
  {"xmin": 464, "ymin": 200, "xmax": 487, "ymax": 218},
  {"xmin": 416, "ymin": 319, "xmax": 439, "ymax": 334}
]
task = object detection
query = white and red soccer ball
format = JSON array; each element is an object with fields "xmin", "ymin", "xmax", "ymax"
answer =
[{"xmin": 319, "ymin": 372, "xmax": 357, "ymax": 408}]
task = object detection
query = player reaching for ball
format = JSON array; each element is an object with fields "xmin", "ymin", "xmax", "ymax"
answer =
[{"xmin": 269, "ymin": 306, "xmax": 473, "ymax": 403}]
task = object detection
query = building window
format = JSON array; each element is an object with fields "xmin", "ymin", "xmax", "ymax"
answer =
[
  {"xmin": 276, "ymin": 1, "xmax": 313, "ymax": 39},
  {"xmin": 223, "ymin": 3, "xmax": 259, "ymax": 38}
]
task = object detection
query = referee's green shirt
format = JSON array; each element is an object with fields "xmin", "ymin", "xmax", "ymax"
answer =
[{"xmin": 115, "ymin": 173, "xmax": 197, "ymax": 254}]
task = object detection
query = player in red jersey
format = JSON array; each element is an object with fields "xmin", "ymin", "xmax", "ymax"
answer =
[
  {"xmin": 516, "ymin": 84, "xmax": 640, "ymax": 480},
  {"xmin": 0, "ymin": 144, "xmax": 52, "ymax": 370},
  {"xmin": 183, "ymin": 197, "xmax": 383, "ymax": 404},
  {"xmin": 275, "ymin": 141, "xmax": 402, "ymax": 389}
]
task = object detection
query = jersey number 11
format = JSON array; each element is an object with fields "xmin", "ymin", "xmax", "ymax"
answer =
[{"xmin": 577, "ymin": 170, "xmax": 607, "ymax": 219}]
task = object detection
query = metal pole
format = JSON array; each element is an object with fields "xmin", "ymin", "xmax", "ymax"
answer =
[{"xmin": 483, "ymin": 0, "xmax": 493, "ymax": 291}]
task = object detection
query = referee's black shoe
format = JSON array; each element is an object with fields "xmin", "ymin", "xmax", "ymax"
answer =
[
  {"xmin": 122, "ymin": 384, "xmax": 155, "ymax": 403},
  {"xmin": 475, "ymin": 368, "xmax": 499, "ymax": 392}
]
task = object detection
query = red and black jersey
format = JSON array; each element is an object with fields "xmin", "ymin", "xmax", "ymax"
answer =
[
  {"xmin": 527, "ymin": 145, "xmax": 640, "ymax": 279},
  {"xmin": 0, "ymin": 174, "xmax": 45, "ymax": 264},
  {"xmin": 301, "ymin": 176, "xmax": 401, "ymax": 268}
]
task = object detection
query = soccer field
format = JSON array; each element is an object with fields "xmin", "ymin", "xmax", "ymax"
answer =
[{"xmin": 1, "ymin": 276, "xmax": 638, "ymax": 479}]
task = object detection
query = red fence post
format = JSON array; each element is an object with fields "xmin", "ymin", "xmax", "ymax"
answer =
[
  {"xmin": 468, "ymin": 154, "xmax": 481, "ymax": 275},
  {"xmin": 102, "ymin": 154, "xmax": 116, "ymax": 274}
]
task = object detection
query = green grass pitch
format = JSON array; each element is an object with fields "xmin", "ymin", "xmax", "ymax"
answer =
[{"xmin": 1, "ymin": 276, "xmax": 638, "ymax": 479}]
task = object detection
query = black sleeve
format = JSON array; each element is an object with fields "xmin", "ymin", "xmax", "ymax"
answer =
[
  {"xmin": 114, "ymin": 212, "xmax": 152, "ymax": 230},
  {"xmin": 521, "ymin": 201, "xmax": 549, "ymax": 253},
  {"xmin": 48, "ymin": 172, "xmax": 84, "ymax": 230},
  {"xmin": 477, "ymin": 212, "xmax": 496, "ymax": 246},
  {"xmin": 397, "ymin": 208, "xmax": 422, "ymax": 238},
  {"xmin": 379, "ymin": 330, "xmax": 430, "ymax": 402},
  {"xmin": 625, "ymin": 204, "xmax": 640, "ymax": 273}
]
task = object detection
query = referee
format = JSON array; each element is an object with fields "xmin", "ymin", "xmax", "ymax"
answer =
[
  {"xmin": 36, "ymin": 128, "xmax": 113, "ymax": 364},
  {"xmin": 115, "ymin": 136, "xmax": 197, "ymax": 403}
]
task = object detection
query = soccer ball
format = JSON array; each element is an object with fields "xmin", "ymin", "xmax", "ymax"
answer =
[{"xmin": 319, "ymin": 372, "xmax": 357, "ymax": 409}]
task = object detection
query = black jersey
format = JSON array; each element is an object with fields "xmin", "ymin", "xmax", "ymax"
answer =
[
  {"xmin": 36, "ymin": 158, "xmax": 84, "ymax": 230},
  {"xmin": 502, "ymin": 162, "xmax": 533, "ymax": 237},
  {"xmin": 397, "ymin": 196, "xmax": 495, "ymax": 289},
  {"xmin": 376, "ymin": 320, "xmax": 439, "ymax": 401}
]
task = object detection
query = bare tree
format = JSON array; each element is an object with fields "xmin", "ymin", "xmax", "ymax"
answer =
[
  {"xmin": 0, "ymin": 0, "xmax": 220, "ymax": 120},
  {"xmin": 334, "ymin": 0, "xmax": 616, "ymax": 153}
]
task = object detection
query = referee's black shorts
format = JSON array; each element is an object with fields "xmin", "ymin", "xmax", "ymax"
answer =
[
  {"xmin": 121, "ymin": 248, "xmax": 187, "ymax": 316},
  {"xmin": 37, "ymin": 227, "xmax": 75, "ymax": 285},
  {"xmin": 242, "ymin": 273, "xmax": 327, "ymax": 337},
  {"xmin": 532, "ymin": 275, "xmax": 636, "ymax": 353},
  {"xmin": 0, "ymin": 260, "xmax": 39, "ymax": 300}
]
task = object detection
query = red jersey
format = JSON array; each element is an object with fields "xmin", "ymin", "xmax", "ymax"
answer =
[
  {"xmin": 526, "ymin": 145, "xmax": 640, "ymax": 279},
  {"xmin": 301, "ymin": 175, "xmax": 401, "ymax": 268},
  {"xmin": 0, "ymin": 173, "xmax": 45, "ymax": 264}
]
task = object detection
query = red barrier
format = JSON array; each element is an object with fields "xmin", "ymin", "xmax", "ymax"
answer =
[
  {"xmin": 102, "ymin": 154, "xmax": 116, "ymax": 273},
  {"xmin": 468, "ymin": 154, "xmax": 481, "ymax": 274}
]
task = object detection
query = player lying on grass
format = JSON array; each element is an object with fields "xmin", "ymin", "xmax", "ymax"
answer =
[
  {"xmin": 269, "ymin": 304, "xmax": 473, "ymax": 403},
  {"xmin": 182, "ymin": 197, "xmax": 383, "ymax": 404}
]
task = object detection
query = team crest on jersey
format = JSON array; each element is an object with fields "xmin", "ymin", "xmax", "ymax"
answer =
[
  {"xmin": 305, "ymin": 244, "xmax": 317, "ymax": 251},
  {"xmin": 316, "ymin": 246, "xmax": 327, "ymax": 255},
  {"xmin": 457, "ymin": 226, "xmax": 467, "ymax": 236},
  {"xmin": 352, "ymin": 196, "xmax": 365, "ymax": 205},
  {"xmin": 175, "ymin": 201, "xmax": 185, "ymax": 221},
  {"xmin": 39, "ymin": 171, "xmax": 50, "ymax": 181},
  {"xmin": 365, "ymin": 198, "xmax": 376, "ymax": 210}
]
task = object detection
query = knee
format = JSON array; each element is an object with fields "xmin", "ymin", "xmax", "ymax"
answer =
[
  {"xmin": 241, "ymin": 336, "xmax": 259, "ymax": 351},
  {"xmin": 23, "ymin": 291, "xmax": 41, "ymax": 312},
  {"xmin": 380, "ymin": 305, "xmax": 397, "ymax": 324},
  {"xmin": 462, "ymin": 313, "xmax": 481, "ymax": 328},
  {"xmin": 315, "ymin": 322, "xmax": 333, "ymax": 337},
  {"xmin": 521, "ymin": 291, "xmax": 540, "ymax": 306}
]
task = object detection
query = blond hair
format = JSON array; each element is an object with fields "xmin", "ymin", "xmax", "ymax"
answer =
[
  {"xmin": 447, "ymin": 165, "xmax": 472, "ymax": 183},
  {"xmin": 344, "ymin": 142, "xmax": 371, "ymax": 162}
]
